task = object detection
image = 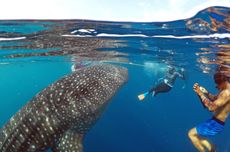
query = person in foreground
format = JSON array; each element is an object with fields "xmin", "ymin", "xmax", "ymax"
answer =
[
  {"xmin": 138, "ymin": 66, "xmax": 186, "ymax": 101},
  {"xmin": 188, "ymin": 72, "xmax": 230, "ymax": 152}
]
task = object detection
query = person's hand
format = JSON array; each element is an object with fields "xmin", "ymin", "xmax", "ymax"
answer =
[
  {"xmin": 199, "ymin": 86, "xmax": 208, "ymax": 94},
  {"xmin": 193, "ymin": 83, "xmax": 202, "ymax": 96}
]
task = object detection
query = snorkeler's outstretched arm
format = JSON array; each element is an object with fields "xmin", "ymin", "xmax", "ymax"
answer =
[
  {"xmin": 178, "ymin": 72, "xmax": 183, "ymax": 78},
  {"xmin": 178, "ymin": 71, "xmax": 188, "ymax": 80},
  {"xmin": 173, "ymin": 71, "xmax": 185, "ymax": 80}
]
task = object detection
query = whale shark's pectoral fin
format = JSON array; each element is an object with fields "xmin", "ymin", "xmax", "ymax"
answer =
[{"xmin": 51, "ymin": 130, "xmax": 84, "ymax": 152}]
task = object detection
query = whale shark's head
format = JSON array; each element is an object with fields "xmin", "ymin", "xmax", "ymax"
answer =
[
  {"xmin": 99, "ymin": 64, "xmax": 128, "ymax": 90},
  {"xmin": 75, "ymin": 64, "xmax": 128, "ymax": 117},
  {"xmin": 50, "ymin": 64, "xmax": 128, "ymax": 132}
]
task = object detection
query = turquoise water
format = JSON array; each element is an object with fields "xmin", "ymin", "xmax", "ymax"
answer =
[{"xmin": 0, "ymin": 6, "xmax": 230, "ymax": 152}]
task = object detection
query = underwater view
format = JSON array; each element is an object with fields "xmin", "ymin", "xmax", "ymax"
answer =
[{"xmin": 0, "ymin": 6, "xmax": 230, "ymax": 152}]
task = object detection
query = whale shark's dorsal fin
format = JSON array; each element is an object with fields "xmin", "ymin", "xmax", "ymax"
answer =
[{"xmin": 52, "ymin": 129, "xmax": 83, "ymax": 152}]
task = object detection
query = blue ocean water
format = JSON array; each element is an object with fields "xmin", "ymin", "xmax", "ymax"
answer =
[{"xmin": 0, "ymin": 6, "xmax": 230, "ymax": 152}]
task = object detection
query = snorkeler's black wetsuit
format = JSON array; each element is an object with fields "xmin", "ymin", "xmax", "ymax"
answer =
[
  {"xmin": 149, "ymin": 81, "xmax": 172, "ymax": 96},
  {"xmin": 148, "ymin": 70, "xmax": 184, "ymax": 96}
]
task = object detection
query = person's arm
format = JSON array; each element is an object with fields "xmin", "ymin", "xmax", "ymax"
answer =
[
  {"xmin": 174, "ymin": 71, "xmax": 185, "ymax": 80},
  {"xmin": 194, "ymin": 83, "xmax": 230, "ymax": 112},
  {"xmin": 199, "ymin": 90, "xmax": 229, "ymax": 112},
  {"xmin": 199, "ymin": 86, "xmax": 217, "ymax": 101}
]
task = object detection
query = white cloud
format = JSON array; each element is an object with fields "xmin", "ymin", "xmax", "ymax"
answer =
[
  {"xmin": 0, "ymin": 0, "xmax": 229, "ymax": 21},
  {"xmin": 0, "ymin": 0, "xmax": 71, "ymax": 19},
  {"xmin": 138, "ymin": 0, "xmax": 230, "ymax": 22},
  {"xmin": 185, "ymin": 0, "xmax": 230, "ymax": 20}
]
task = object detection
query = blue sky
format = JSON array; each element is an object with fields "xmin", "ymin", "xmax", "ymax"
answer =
[{"xmin": 1, "ymin": 0, "xmax": 230, "ymax": 21}]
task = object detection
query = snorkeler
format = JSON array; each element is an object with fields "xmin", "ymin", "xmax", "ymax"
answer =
[
  {"xmin": 138, "ymin": 66, "xmax": 186, "ymax": 101},
  {"xmin": 188, "ymin": 72, "xmax": 230, "ymax": 152}
]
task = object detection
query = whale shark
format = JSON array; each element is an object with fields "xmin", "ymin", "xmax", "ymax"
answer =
[{"xmin": 0, "ymin": 64, "xmax": 128, "ymax": 152}]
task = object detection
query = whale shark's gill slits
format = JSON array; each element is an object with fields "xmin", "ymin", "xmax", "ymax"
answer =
[
  {"xmin": 0, "ymin": 104, "xmax": 32, "ymax": 152},
  {"xmin": 13, "ymin": 118, "xmax": 36, "ymax": 151},
  {"xmin": 2, "ymin": 114, "xmax": 36, "ymax": 152},
  {"xmin": 15, "ymin": 112, "xmax": 68, "ymax": 152}
]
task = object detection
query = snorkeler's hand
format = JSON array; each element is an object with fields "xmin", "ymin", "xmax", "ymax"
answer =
[{"xmin": 193, "ymin": 83, "xmax": 202, "ymax": 96}]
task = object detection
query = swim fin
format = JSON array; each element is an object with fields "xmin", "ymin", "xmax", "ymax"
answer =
[{"xmin": 138, "ymin": 92, "xmax": 149, "ymax": 101}]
